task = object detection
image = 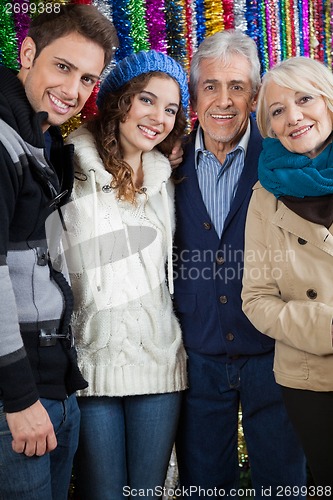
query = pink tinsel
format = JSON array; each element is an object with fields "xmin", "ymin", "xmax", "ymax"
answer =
[{"xmin": 145, "ymin": 0, "xmax": 168, "ymax": 52}]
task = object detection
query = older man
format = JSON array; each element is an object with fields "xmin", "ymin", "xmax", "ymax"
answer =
[{"xmin": 173, "ymin": 30, "xmax": 306, "ymax": 499}]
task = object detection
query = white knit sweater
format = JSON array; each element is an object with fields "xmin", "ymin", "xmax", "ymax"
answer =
[{"xmin": 64, "ymin": 125, "xmax": 187, "ymax": 397}]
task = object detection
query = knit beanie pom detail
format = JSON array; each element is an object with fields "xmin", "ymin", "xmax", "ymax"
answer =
[{"xmin": 97, "ymin": 50, "xmax": 189, "ymax": 112}]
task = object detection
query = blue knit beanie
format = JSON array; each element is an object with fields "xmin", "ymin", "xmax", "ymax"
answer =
[{"xmin": 97, "ymin": 50, "xmax": 189, "ymax": 112}]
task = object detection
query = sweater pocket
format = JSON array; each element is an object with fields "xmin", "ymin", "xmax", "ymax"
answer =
[{"xmin": 173, "ymin": 291, "xmax": 206, "ymax": 350}]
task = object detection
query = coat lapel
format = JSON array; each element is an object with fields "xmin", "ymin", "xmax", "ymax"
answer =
[
  {"xmin": 178, "ymin": 132, "xmax": 215, "ymax": 223},
  {"xmin": 273, "ymin": 201, "xmax": 333, "ymax": 256},
  {"xmin": 223, "ymin": 117, "xmax": 262, "ymax": 234}
]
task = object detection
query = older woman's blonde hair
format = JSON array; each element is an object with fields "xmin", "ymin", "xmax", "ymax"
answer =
[{"xmin": 256, "ymin": 56, "xmax": 333, "ymax": 138}]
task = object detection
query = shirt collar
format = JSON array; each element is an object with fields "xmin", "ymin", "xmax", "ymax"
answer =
[{"xmin": 195, "ymin": 120, "xmax": 251, "ymax": 169}]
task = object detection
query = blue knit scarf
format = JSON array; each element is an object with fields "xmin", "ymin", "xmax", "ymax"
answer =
[{"xmin": 258, "ymin": 137, "xmax": 333, "ymax": 198}]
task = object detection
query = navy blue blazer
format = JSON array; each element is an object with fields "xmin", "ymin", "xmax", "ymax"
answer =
[{"xmin": 173, "ymin": 117, "xmax": 275, "ymax": 357}]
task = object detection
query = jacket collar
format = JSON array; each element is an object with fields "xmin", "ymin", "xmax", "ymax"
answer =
[
  {"xmin": 223, "ymin": 116, "xmax": 261, "ymax": 231},
  {"xmin": 272, "ymin": 199, "xmax": 333, "ymax": 255},
  {"xmin": 0, "ymin": 66, "xmax": 47, "ymax": 148}
]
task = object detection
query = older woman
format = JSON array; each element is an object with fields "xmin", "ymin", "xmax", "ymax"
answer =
[{"xmin": 242, "ymin": 56, "xmax": 333, "ymax": 492}]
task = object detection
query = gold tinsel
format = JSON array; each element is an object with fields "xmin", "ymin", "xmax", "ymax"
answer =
[
  {"xmin": 60, "ymin": 113, "xmax": 82, "ymax": 139},
  {"xmin": 203, "ymin": 0, "xmax": 224, "ymax": 37}
]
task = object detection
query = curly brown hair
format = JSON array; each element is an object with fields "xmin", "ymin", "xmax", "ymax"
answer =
[{"xmin": 87, "ymin": 72, "xmax": 187, "ymax": 203}]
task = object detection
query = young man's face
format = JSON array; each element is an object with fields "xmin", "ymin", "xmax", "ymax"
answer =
[{"xmin": 18, "ymin": 32, "xmax": 105, "ymax": 131}]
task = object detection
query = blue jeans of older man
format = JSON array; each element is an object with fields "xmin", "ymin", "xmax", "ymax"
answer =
[
  {"xmin": 0, "ymin": 394, "xmax": 80, "ymax": 500},
  {"xmin": 176, "ymin": 350, "xmax": 307, "ymax": 500}
]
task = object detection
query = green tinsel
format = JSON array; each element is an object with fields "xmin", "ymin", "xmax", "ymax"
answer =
[
  {"xmin": 128, "ymin": 0, "xmax": 149, "ymax": 52},
  {"xmin": 0, "ymin": 0, "xmax": 19, "ymax": 69}
]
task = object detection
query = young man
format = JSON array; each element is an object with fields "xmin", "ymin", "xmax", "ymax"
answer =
[
  {"xmin": 0, "ymin": 5, "xmax": 117, "ymax": 499},
  {"xmin": 173, "ymin": 30, "xmax": 307, "ymax": 499}
]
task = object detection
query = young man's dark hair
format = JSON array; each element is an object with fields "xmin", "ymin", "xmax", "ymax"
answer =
[{"xmin": 28, "ymin": 4, "xmax": 118, "ymax": 69}]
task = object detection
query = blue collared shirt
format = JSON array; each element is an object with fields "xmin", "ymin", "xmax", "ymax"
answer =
[{"xmin": 195, "ymin": 122, "xmax": 250, "ymax": 237}]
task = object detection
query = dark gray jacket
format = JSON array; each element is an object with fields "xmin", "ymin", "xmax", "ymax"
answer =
[{"xmin": 0, "ymin": 66, "xmax": 86, "ymax": 412}]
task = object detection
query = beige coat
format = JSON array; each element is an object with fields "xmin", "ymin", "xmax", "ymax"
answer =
[{"xmin": 242, "ymin": 181, "xmax": 333, "ymax": 391}]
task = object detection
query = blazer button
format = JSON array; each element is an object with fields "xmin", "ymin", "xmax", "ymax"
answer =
[
  {"xmin": 216, "ymin": 255, "xmax": 225, "ymax": 265},
  {"xmin": 306, "ymin": 289, "xmax": 317, "ymax": 300},
  {"xmin": 298, "ymin": 237, "xmax": 307, "ymax": 245},
  {"xmin": 203, "ymin": 222, "xmax": 212, "ymax": 230},
  {"xmin": 226, "ymin": 332, "xmax": 234, "ymax": 341},
  {"xmin": 219, "ymin": 295, "xmax": 228, "ymax": 304}
]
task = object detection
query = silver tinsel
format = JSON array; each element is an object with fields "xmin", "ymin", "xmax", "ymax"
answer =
[{"xmin": 234, "ymin": 0, "xmax": 247, "ymax": 33}]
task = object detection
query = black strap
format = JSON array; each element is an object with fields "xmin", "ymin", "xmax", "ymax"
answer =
[{"xmin": 48, "ymin": 263, "xmax": 74, "ymax": 337}]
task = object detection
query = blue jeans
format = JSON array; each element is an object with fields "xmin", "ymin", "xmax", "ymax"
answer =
[
  {"xmin": 0, "ymin": 394, "xmax": 80, "ymax": 500},
  {"xmin": 176, "ymin": 350, "xmax": 307, "ymax": 499},
  {"xmin": 74, "ymin": 392, "xmax": 182, "ymax": 500}
]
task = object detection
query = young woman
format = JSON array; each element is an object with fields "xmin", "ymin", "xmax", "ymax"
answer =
[
  {"xmin": 242, "ymin": 56, "xmax": 333, "ymax": 493},
  {"xmin": 64, "ymin": 50, "xmax": 189, "ymax": 499}
]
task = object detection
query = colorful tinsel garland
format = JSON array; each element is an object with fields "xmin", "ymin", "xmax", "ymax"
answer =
[{"xmin": 2, "ymin": 0, "xmax": 333, "ymax": 127}]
